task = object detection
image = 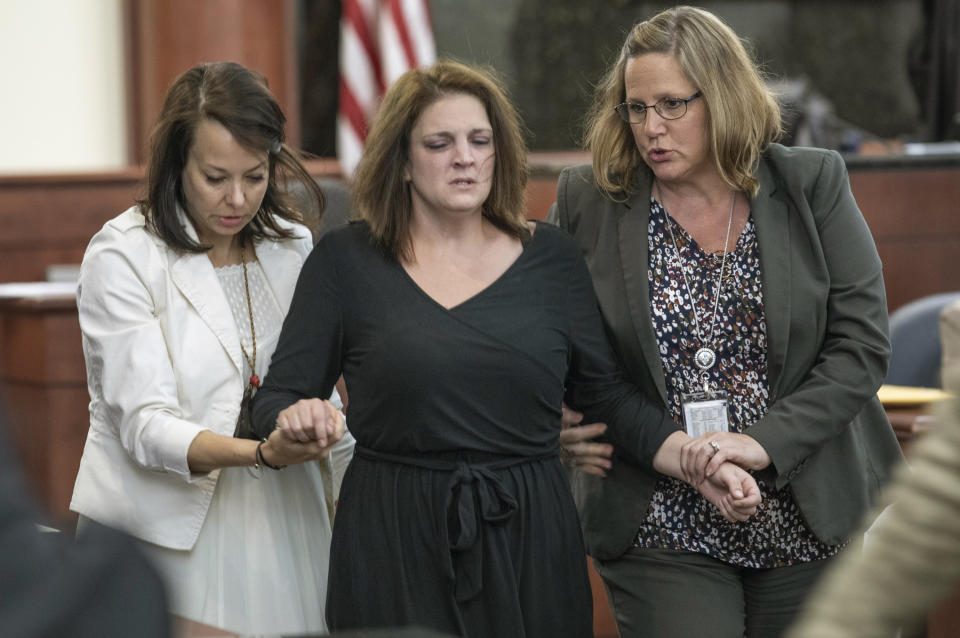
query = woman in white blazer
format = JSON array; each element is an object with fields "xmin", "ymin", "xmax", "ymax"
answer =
[{"xmin": 69, "ymin": 62, "xmax": 352, "ymax": 636}]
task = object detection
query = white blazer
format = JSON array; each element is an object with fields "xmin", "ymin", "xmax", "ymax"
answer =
[{"xmin": 70, "ymin": 206, "xmax": 351, "ymax": 550}]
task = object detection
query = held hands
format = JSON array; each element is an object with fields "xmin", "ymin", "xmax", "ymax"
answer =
[
  {"xmin": 274, "ymin": 398, "xmax": 345, "ymax": 450},
  {"xmin": 680, "ymin": 432, "xmax": 771, "ymax": 486},
  {"xmin": 674, "ymin": 431, "xmax": 766, "ymax": 523},
  {"xmin": 558, "ymin": 403, "xmax": 613, "ymax": 477},
  {"xmin": 260, "ymin": 427, "xmax": 331, "ymax": 466},
  {"xmin": 694, "ymin": 462, "xmax": 761, "ymax": 522},
  {"xmin": 259, "ymin": 398, "xmax": 345, "ymax": 467},
  {"xmin": 559, "ymin": 401, "xmax": 767, "ymax": 522}
]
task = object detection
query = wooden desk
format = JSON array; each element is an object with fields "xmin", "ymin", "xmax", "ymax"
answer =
[
  {"xmin": 879, "ymin": 385, "xmax": 950, "ymax": 446},
  {"xmin": 0, "ymin": 282, "xmax": 87, "ymax": 525}
]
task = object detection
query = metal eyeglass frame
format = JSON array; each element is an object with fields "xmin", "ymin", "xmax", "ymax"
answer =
[{"xmin": 614, "ymin": 91, "xmax": 703, "ymax": 124}]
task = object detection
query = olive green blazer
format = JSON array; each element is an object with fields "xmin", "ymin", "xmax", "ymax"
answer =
[{"xmin": 549, "ymin": 143, "xmax": 904, "ymax": 559}]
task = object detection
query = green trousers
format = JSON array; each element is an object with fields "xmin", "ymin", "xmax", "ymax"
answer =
[{"xmin": 594, "ymin": 547, "xmax": 835, "ymax": 638}]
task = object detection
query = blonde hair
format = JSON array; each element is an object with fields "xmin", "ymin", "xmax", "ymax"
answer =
[
  {"xmin": 584, "ymin": 6, "xmax": 781, "ymax": 198},
  {"xmin": 352, "ymin": 60, "xmax": 530, "ymax": 260}
]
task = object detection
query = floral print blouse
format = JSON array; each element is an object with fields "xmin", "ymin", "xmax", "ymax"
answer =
[{"xmin": 633, "ymin": 198, "xmax": 841, "ymax": 567}]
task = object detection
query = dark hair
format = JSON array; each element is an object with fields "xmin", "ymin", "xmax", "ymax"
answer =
[
  {"xmin": 351, "ymin": 60, "xmax": 530, "ymax": 261},
  {"xmin": 138, "ymin": 62, "xmax": 324, "ymax": 252},
  {"xmin": 585, "ymin": 6, "xmax": 782, "ymax": 198}
]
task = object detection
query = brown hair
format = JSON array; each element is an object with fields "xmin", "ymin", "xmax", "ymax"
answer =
[
  {"xmin": 351, "ymin": 60, "xmax": 529, "ymax": 261},
  {"xmin": 585, "ymin": 6, "xmax": 782, "ymax": 198},
  {"xmin": 138, "ymin": 61, "xmax": 323, "ymax": 252}
]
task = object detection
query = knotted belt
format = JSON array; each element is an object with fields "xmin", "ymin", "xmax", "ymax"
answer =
[{"xmin": 355, "ymin": 445, "xmax": 556, "ymax": 602}]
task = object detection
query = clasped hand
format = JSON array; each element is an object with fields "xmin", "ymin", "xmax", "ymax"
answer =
[
  {"xmin": 694, "ymin": 460, "xmax": 761, "ymax": 522},
  {"xmin": 678, "ymin": 431, "xmax": 770, "ymax": 522},
  {"xmin": 558, "ymin": 404, "xmax": 763, "ymax": 523},
  {"xmin": 680, "ymin": 431, "xmax": 772, "ymax": 485},
  {"xmin": 264, "ymin": 398, "xmax": 345, "ymax": 465}
]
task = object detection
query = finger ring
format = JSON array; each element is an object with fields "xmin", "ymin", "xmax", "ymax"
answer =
[{"xmin": 709, "ymin": 441, "xmax": 720, "ymax": 453}]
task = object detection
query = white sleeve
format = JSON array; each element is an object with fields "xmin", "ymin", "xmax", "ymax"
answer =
[{"xmin": 78, "ymin": 227, "xmax": 205, "ymax": 480}]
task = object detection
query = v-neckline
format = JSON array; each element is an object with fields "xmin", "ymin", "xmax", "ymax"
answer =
[
  {"xmin": 654, "ymin": 199, "xmax": 752, "ymax": 259},
  {"xmin": 397, "ymin": 222, "xmax": 539, "ymax": 312}
]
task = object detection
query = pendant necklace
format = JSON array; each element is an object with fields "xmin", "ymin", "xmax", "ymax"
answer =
[
  {"xmin": 658, "ymin": 183, "xmax": 735, "ymax": 373},
  {"xmin": 232, "ymin": 244, "xmax": 261, "ymax": 442},
  {"xmin": 239, "ymin": 246, "xmax": 260, "ymax": 389}
]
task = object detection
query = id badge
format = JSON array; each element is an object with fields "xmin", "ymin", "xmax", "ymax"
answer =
[{"xmin": 681, "ymin": 390, "xmax": 730, "ymax": 438}]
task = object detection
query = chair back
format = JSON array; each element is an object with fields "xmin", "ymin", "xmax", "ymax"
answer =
[{"xmin": 886, "ymin": 292, "xmax": 960, "ymax": 388}]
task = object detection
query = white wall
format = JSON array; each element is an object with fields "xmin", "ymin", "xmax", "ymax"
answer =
[{"xmin": 0, "ymin": 0, "xmax": 127, "ymax": 174}]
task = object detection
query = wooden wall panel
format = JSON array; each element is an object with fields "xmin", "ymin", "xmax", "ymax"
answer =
[
  {"xmin": 526, "ymin": 160, "xmax": 960, "ymax": 313},
  {"xmin": 0, "ymin": 160, "xmax": 341, "ymax": 285},
  {"xmin": 0, "ymin": 170, "xmax": 144, "ymax": 283},
  {"xmin": 2, "ymin": 158, "xmax": 959, "ymax": 306},
  {"xmin": 0, "ymin": 293, "xmax": 87, "ymax": 524},
  {"xmin": 850, "ymin": 169, "xmax": 960, "ymax": 237},
  {"xmin": 126, "ymin": 0, "xmax": 298, "ymax": 162},
  {"xmin": 850, "ymin": 168, "xmax": 960, "ymax": 311}
]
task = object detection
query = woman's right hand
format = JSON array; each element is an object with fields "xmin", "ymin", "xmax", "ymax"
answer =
[
  {"xmin": 694, "ymin": 462, "xmax": 761, "ymax": 522},
  {"xmin": 275, "ymin": 398, "xmax": 344, "ymax": 446}
]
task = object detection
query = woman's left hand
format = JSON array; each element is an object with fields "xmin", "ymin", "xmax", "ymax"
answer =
[
  {"xmin": 681, "ymin": 432, "xmax": 771, "ymax": 485},
  {"xmin": 275, "ymin": 398, "xmax": 345, "ymax": 446},
  {"xmin": 695, "ymin": 461, "xmax": 762, "ymax": 522}
]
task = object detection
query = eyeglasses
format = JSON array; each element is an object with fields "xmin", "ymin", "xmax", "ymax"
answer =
[{"xmin": 614, "ymin": 91, "xmax": 702, "ymax": 124}]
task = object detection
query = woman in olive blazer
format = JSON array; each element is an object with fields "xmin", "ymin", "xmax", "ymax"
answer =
[
  {"xmin": 549, "ymin": 7, "xmax": 903, "ymax": 637},
  {"xmin": 552, "ymin": 145, "xmax": 902, "ymax": 556}
]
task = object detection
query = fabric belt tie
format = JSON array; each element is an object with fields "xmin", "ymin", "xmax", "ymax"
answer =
[{"xmin": 355, "ymin": 445, "xmax": 554, "ymax": 602}]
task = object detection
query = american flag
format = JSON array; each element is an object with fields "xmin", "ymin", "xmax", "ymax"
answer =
[{"xmin": 337, "ymin": 0, "xmax": 436, "ymax": 176}]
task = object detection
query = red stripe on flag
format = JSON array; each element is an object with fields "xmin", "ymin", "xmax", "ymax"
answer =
[
  {"xmin": 342, "ymin": 0, "xmax": 386, "ymax": 92},
  {"xmin": 338, "ymin": 77, "xmax": 369, "ymax": 140},
  {"xmin": 338, "ymin": 0, "xmax": 435, "ymax": 175},
  {"xmin": 386, "ymin": 0, "xmax": 418, "ymax": 68}
]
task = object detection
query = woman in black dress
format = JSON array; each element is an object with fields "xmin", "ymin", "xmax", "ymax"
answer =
[{"xmin": 251, "ymin": 60, "xmax": 760, "ymax": 637}]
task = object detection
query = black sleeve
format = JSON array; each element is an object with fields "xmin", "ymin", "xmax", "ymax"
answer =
[
  {"xmin": 0, "ymin": 407, "xmax": 169, "ymax": 638},
  {"xmin": 251, "ymin": 234, "xmax": 345, "ymax": 438},
  {"xmin": 562, "ymin": 248, "xmax": 680, "ymax": 469}
]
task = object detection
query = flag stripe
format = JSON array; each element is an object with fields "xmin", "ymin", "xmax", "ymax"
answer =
[
  {"xmin": 340, "ymin": 27, "xmax": 380, "ymax": 112},
  {"xmin": 386, "ymin": 0, "xmax": 418, "ymax": 69},
  {"xmin": 378, "ymin": 17, "xmax": 410, "ymax": 85},
  {"xmin": 337, "ymin": 0, "xmax": 436, "ymax": 176},
  {"xmin": 404, "ymin": 0, "xmax": 436, "ymax": 65},
  {"xmin": 338, "ymin": 77, "xmax": 368, "ymax": 141},
  {"xmin": 341, "ymin": 0, "xmax": 385, "ymax": 93}
]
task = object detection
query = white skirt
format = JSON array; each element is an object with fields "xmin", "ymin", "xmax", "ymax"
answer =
[{"xmin": 140, "ymin": 462, "xmax": 333, "ymax": 636}]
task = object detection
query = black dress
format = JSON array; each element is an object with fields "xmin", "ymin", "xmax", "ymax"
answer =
[{"xmin": 252, "ymin": 221, "xmax": 677, "ymax": 638}]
